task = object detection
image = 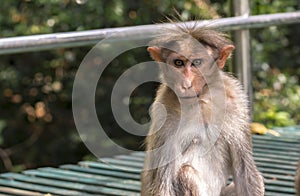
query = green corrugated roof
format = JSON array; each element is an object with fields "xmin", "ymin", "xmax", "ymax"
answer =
[{"xmin": 0, "ymin": 126, "xmax": 299, "ymax": 195}]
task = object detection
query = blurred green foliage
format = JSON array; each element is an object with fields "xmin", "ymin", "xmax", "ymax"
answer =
[
  {"xmin": 253, "ymin": 67, "xmax": 300, "ymax": 127},
  {"xmin": 250, "ymin": 0, "xmax": 300, "ymax": 127},
  {"xmin": 0, "ymin": 0, "xmax": 299, "ymax": 172}
]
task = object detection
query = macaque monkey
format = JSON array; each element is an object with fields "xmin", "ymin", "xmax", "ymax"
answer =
[{"xmin": 141, "ymin": 24, "xmax": 264, "ymax": 196}]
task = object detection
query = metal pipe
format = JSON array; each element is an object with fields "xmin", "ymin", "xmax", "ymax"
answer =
[
  {"xmin": 233, "ymin": 0, "xmax": 253, "ymax": 117},
  {"xmin": 0, "ymin": 11, "xmax": 300, "ymax": 55}
]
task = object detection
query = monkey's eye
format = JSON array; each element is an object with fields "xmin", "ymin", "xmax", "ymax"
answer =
[
  {"xmin": 174, "ymin": 59, "xmax": 184, "ymax": 66},
  {"xmin": 192, "ymin": 59, "xmax": 202, "ymax": 66}
]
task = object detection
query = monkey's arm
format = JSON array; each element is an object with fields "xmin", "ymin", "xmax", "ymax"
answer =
[
  {"xmin": 141, "ymin": 100, "xmax": 178, "ymax": 196},
  {"xmin": 229, "ymin": 135, "xmax": 265, "ymax": 196}
]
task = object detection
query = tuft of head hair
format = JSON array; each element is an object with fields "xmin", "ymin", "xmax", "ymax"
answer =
[
  {"xmin": 149, "ymin": 22, "xmax": 233, "ymax": 54},
  {"xmin": 177, "ymin": 24, "xmax": 232, "ymax": 50}
]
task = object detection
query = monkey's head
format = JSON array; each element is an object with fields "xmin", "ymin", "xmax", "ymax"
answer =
[{"xmin": 148, "ymin": 26, "xmax": 234, "ymax": 100}]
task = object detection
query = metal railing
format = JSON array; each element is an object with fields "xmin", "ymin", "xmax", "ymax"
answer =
[{"xmin": 0, "ymin": 12, "xmax": 299, "ymax": 55}]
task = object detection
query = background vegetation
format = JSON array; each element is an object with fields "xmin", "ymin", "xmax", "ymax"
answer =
[{"xmin": 0, "ymin": 0, "xmax": 299, "ymax": 172}]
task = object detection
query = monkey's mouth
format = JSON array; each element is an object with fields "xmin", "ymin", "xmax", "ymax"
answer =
[{"xmin": 179, "ymin": 94, "xmax": 200, "ymax": 99}]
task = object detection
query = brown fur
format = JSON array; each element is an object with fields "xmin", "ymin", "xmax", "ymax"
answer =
[
  {"xmin": 141, "ymin": 24, "xmax": 264, "ymax": 196},
  {"xmin": 176, "ymin": 164, "xmax": 202, "ymax": 195}
]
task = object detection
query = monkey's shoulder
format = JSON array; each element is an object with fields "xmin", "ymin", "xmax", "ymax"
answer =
[
  {"xmin": 221, "ymin": 72, "xmax": 245, "ymax": 95},
  {"xmin": 221, "ymin": 72, "xmax": 249, "ymax": 107}
]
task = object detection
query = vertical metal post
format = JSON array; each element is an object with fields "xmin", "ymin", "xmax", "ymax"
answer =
[{"xmin": 233, "ymin": 0, "xmax": 253, "ymax": 117}]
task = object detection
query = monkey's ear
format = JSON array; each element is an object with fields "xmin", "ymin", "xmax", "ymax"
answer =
[
  {"xmin": 217, "ymin": 45, "xmax": 235, "ymax": 69},
  {"xmin": 147, "ymin": 46, "xmax": 162, "ymax": 62}
]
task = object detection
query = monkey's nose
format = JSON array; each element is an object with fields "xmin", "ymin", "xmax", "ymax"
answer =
[{"xmin": 182, "ymin": 80, "xmax": 192, "ymax": 90}]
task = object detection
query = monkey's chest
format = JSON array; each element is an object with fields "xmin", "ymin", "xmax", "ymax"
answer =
[
  {"xmin": 176, "ymin": 139, "xmax": 230, "ymax": 195},
  {"xmin": 176, "ymin": 123, "xmax": 221, "ymax": 155},
  {"xmin": 175, "ymin": 124, "xmax": 230, "ymax": 172},
  {"xmin": 179, "ymin": 137, "xmax": 227, "ymax": 166}
]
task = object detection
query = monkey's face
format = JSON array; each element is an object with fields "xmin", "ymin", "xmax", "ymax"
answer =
[
  {"xmin": 162, "ymin": 47, "xmax": 215, "ymax": 100},
  {"xmin": 147, "ymin": 38, "xmax": 233, "ymax": 102}
]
